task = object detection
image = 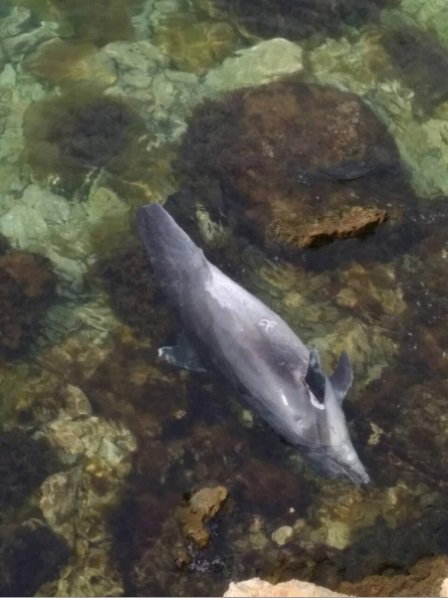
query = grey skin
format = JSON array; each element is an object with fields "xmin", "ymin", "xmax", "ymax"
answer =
[{"xmin": 136, "ymin": 203, "xmax": 370, "ymax": 485}]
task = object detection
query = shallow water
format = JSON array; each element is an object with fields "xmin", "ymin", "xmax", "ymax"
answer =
[{"xmin": 1, "ymin": 0, "xmax": 448, "ymax": 596}]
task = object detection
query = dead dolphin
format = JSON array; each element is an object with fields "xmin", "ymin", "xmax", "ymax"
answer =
[{"xmin": 136, "ymin": 203, "xmax": 369, "ymax": 485}]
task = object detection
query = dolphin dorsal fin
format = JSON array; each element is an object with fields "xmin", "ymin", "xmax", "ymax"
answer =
[{"xmin": 330, "ymin": 351, "xmax": 353, "ymax": 403}]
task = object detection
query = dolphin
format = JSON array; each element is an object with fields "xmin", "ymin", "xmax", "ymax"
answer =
[{"xmin": 136, "ymin": 203, "xmax": 369, "ymax": 485}]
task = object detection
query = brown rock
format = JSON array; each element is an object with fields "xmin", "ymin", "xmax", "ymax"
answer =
[
  {"xmin": 175, "ymin": 485, "xmax": 228, "ymax": 547},
  {"xmin": 267, "ymin": 206, "xmax": 387, "ymax": 249},
  {"xmin": 224, "ymin": 578, "xmax": 348, "ymax": 597}
]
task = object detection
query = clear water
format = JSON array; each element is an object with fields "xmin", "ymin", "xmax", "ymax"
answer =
[{"xmin": 1, "ymin": 0, "xmax": 448, "ymax": 596}]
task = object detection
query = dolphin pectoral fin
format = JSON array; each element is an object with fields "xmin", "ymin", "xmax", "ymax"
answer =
[
  {"xmin": 157, "ymin": 334, "xmax": 207, "ymax": 373},
  {"xmin": 329, "ymin": 351, "xmax": 353, "ymax": 402}
]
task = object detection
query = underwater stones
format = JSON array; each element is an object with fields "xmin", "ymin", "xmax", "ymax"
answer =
[
  {"xmin": 175, "ymin": 485, "xmax": 228, "ymax": 547},
  {"xmin": 23, "ymin": 39, "xmax": 117, "ymax": 89},
  {"xmin": 203, "ymin": 38, "xmax": 304, "ymax": 94},
  {"xmin": 211, "ymin": 0, "xmax": 397, "ymax": 42},
  {"xmin": 224, "ymin": 578, "xmax": 347, "ymax": 597},
  {"xmin": 38, "ymin": 397, "xmax": 136, "ymax": 596},
  {"xmin": 179, "ymin": 79, "xmax": 404, "ymax": 255},
  {"xmin": 0, "ymin": 524, "xmax": 71, "ymax": 597},
  {"xmin": 0, "ymin": 430, "xmax": 59, "ymax": 507},
  {"xmin": 23, "ymin": 89, "xmax": 147, "ymax": 192},
  {"xmin": 0, "ymin": 248, "xmax": 56, "ymax": 357}
]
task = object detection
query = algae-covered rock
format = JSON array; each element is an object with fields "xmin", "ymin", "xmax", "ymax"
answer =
[
  {"xmin": 23, "ymin": 89, "xmax": 147, "ymax": 192},
  {"xmin": 152, "ymin": 11, "xmax": 239, "ymax": 74},
  {"xmin": 23, "ymin": 39, "xmax": 117, "ymax": 89},
  {"xmin": 179, "ymin": 78, "xmax": 407, "ymax": 255}
]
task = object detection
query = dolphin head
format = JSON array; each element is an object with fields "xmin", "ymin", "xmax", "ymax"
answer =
[{"xmin": 303, "ymin": 351, "xmax": 370, "ymax": 485}]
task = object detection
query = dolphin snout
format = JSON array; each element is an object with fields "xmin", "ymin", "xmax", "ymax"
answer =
[{"xmin": 346, "ymin": 462, "xmax": 370, "ymax": 486}]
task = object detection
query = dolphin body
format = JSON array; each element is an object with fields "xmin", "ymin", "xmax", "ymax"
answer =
[{"xmin": 136, "ymin": 203, "xmax": 369, "ymax": 485}]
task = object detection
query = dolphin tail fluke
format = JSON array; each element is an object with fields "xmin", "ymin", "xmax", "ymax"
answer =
[{"xmin": 136, "ymin": 203, "xmax": 208, "ymax": 302}]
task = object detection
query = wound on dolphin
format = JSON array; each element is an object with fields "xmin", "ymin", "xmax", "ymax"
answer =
[{"xmin": 136, "ymin": 203, "xmax": 369, "ymax": 485}]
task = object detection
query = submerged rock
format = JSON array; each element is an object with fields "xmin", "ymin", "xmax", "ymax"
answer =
[
  {"xmin": 203, "ymin": 38, "xmax": 304, "ymax": 94},
  {"xmin": 266, "ymin": 206, "xmax": 387, "ymax": 249},
  {"xmin": 175, "ymin": 485, "xmax": 229, "ymax": 547},
  {"xmin": 179, "ymin": 78, "xmax": 407, "ymax": 255},
  {"xmin": 0, "ymin": 249, "xmax": 56, "ymax": 357}
]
